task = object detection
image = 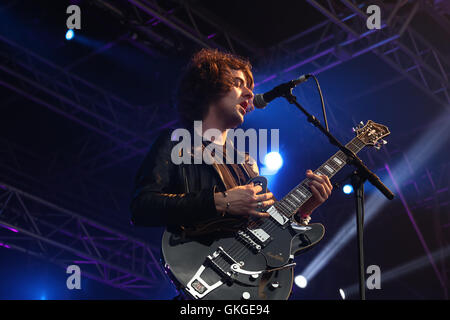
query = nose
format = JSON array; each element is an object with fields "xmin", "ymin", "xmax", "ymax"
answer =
[{"xmin": 242, "ymin": 86, "xmax": 254, "ymax": 100}]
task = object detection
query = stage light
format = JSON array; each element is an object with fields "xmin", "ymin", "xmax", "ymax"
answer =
[
  {"xmin": 339, "ymin": 288, "xmax": 346, "ymax": 300},
  {"xmin": 0, "ymin": 223, "xmax": 18, "ymax": 233},
  {"xmin": 0, "ymin": 242, "xmax": 11, "ymax": 249},
  {"xmin": 65, "ymin": 29, "xmax": 74, "ymax": 40},
  {"xmin": 264, "ymin": 152, "xmax": 283, "ymax": 171},
  {"xmin": 343, "ymin": 245, "xmax": 450, "ymax": 296},
  {"xmin": 294, "ymin": 275, "xmax": 307, "ymax": 288},
  {"xmin": 343, "ymin": 184, "xmax": 353, "ymax": 194},
  {"xmin": 299, "ymin": 110, "xmax": 450, "ymax": 284}
]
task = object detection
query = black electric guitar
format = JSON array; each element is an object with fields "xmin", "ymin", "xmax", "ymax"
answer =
[{"xmin": 161, "ymin": 121, "xmax": 390, "ymax": 300}]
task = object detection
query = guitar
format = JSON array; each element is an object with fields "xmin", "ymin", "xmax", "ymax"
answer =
[{"xmin": 161, "ymin": 120, "xmax": 390, "ymax": 300}]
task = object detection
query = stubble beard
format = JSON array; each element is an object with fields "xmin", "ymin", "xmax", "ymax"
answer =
[{"xmin": 216, "ymin": 103, "xmax": 243, "ymax": 129}]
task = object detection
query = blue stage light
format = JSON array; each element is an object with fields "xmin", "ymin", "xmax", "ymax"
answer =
[
  {"xmin": 343, "ymin": 184, "xmax": 353, "ymax": 194},
  {"xmin": 65, "ymin": 29, "xmax": 74, "ymax": 40},
  {"xmin": 264, "ymin": 152, "xmax": 283, "ymax": 171}
]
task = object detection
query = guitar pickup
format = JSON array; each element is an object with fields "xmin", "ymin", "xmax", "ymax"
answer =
[{"xmin": 246, "ymin": 226, "xmax": 271, "ymax": 244}]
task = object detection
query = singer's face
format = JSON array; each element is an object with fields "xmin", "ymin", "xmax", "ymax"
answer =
[{"xmin": 211, "ymin": 69, "xmax": 254, "ymax": 128}]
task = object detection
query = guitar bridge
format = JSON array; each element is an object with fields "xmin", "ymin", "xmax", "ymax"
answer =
[
  {"xmin": 185, "ymin": 264, "xmax": 224, "ymax": 299},
  {"xmin": 185, "ymin": 246, "xmax": 236, "ymax": 299}
]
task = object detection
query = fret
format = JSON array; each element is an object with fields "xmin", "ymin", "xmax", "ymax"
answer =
[
  {"xmin": 347, "ymin": 141, "xmax": 358, "ymax": 153},
  {"xmin": 299, "ymin": 185, "xmax": 312, "ymax": 197},
  {"xmin": 328, "ymin": 160, "xmax": 340, "ymax": 172},
  {"xmin": 277, "ymin": 136, "xmax": 369, "ymax": 218},
  {"xmin": 315, "ymin": 168, "xmax": 328, "ymax": 177},
  {"xmin": 322, "ymin": 164, "xmax": 334, "ymax": 174},
  {"xmin": 289, "ymin": 192, "xmax": 302, "ymax": 204},
  {"xmin": 295, "ymin": 189, "xmax": 307, "ymax": 201},
  {"xmin": 287, "ymin": 193, "xmax": 301, "ymax": 206},
  {"xmin": 284, "ymin": 197, "xmax": 298, "ymax": 209},
  {"xmin": 293, "ymin": 189, "xmax": 307, "ymax": 203},
  {"xmin": 284, "ymin": 196, "xmax": 297, "ymax": 209},
  {"xmin": 275, "ymin": 202, "xmax": 292, "ymax": 216},
  {"xmin": 331, "ymin": 156, "xmax": 343, "ymax": 166}
]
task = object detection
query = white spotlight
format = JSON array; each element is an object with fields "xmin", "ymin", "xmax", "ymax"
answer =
[
  {"xmin": 294, "ymin": 275, "xmax": 307, "ymax": 288},
  {"xmin": 264, "ymin": 152, "xmax": 283, "ymax": 171},
  {"xmin": 339, "ymin": 288, "xmax": 346, "ymax": 300},
  {"xmin": 343, "ymin": 184, "xmax": 353, "ymax": 194}
]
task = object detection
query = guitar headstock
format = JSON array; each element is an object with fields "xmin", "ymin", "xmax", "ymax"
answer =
[{"xmin": 354, "ymin": 120, "xmax": 390, "ymax": 149}]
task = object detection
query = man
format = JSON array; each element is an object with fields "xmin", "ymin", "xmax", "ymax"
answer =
[{"xmin": 130, "ymin": 48, "xmax": 332, "ymax": 236}]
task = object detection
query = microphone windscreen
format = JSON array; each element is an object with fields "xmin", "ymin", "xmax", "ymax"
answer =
[{"xmin": 253, "ymin": 94, "xmax": 267, "ymax": 109}]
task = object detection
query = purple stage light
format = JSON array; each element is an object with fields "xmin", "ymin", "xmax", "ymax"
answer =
[
  {"xmin": 0, "ymin": 223, "xmax": 18, "ymax": 233},
  {"xmin": 255, "ymin": 74, "xmax": 277, "ymax": 87}
]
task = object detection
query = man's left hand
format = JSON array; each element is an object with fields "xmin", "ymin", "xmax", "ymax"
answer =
[{"xmin": 297, "ymin": 169, "xmax": 333, "ymax": 217}]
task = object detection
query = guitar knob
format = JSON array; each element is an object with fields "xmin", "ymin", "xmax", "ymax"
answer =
[
  {"xmin": 250, "ymin": 274, "xmax": 259, "ymax": 280},
  {"xmin": 271, "ymin": 282, "xmax": 280, "ymax": 289},
  {"xmin": 242, "ymin": 291, "xmax": 251, "ymax": 300}
]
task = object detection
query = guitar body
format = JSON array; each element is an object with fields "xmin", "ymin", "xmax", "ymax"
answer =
[{"xmin": 161, "ymin": 176, "xmax": 325, "ymax": 300}]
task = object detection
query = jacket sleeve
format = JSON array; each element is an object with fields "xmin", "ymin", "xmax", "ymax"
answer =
[{"xmin": 130, "ymin": 130, "xmax": 221, "ymax": 227}]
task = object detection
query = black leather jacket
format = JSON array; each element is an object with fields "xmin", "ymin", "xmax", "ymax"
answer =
[{"xmin": 130, "ymin": 128, "xmax": 259, "ymax": 228}]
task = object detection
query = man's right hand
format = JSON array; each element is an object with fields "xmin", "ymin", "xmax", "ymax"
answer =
[{"xmin": 214, "ymin": 183, "xmax": 275, "ymax": 218}]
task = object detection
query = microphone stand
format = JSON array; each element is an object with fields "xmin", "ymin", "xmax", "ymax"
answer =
[{"xmin": 282, "ymin": 89, "xmax": 394, "ymax": 300}]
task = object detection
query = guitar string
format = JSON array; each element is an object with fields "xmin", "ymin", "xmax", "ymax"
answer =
[
  {"xmin": 222, "ymin": 147, "xmax": 353, "ymax": 266},
  {"xmin": 224, "ymin": 142, "xmax": 356, "ymax": 261},
  {"xmin": 213, "ymin": 140, "xmax": 364, "ymax": 275},
  {"xmin": 218, "ymin": 144, "xmax": 355, "ymax": 271},
  {"xmin": 218, "ymin": 176, "xmax": 324, "ymax": 272}
]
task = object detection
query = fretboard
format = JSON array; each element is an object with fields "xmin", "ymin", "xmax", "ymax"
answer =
[{"xmin": 274, "ymin": 136, "xmax": 366, "ymax": 218}]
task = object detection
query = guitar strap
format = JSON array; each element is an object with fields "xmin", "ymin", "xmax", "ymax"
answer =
[{"xmin": 180, "ymin": 142, "xmax": 256, "ymax": 237}]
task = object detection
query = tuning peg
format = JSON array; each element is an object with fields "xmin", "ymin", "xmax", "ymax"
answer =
[
  {"xmin": 381, "ymin": 139, "xmax": 388, "ymax": 145},
  {"xmin": 352, "ymin": 127, "xmax": 356, "ymax": 132},
  {"xmin": 374, "ymin": 145, "xmax": 381, "ymax": 150},
  {"xmin": 360, "ymin": 121, "xmax": 364, "ymax": 126}
]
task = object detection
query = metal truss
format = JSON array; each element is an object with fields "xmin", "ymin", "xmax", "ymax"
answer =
[
  {"xmin": 321, "ymin": 151, "xmax": 449, "ymax": 298},
  {"xmin": 310, "ymin": 0, "xmax": 449, "ymax": 107},
  {"xmin": 93, "ymin": 0, "xmax": 258, "ymax": 56},
  {"xmin": 0, "ymin": 36, "xmax": 142, "ymax": 148},
  {"xmin": 0, "ymin": 33, "xmax": 175, "ymax": 177},
  {"xmin": 385, "ymin": 158, "xmax": 449, "ymax": 299},
  {"xmin": 372, "ymin": 141, "xmax": 450, "ymax": 298},
  {"xmin": 0, "ymin": 182, "xmax": 166, "ymax": 298},
  {"xmin": 258, "ymin": 0, "xmax": 449, "ymax": 109},
  {"xmin": 0, "ymin": 136, "xmax": 129, "ymax": 226}
]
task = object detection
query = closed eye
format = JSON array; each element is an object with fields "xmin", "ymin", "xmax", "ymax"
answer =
[{"xmin": 233, "ymin": 77, "xmax": 245, "ymax": 88}]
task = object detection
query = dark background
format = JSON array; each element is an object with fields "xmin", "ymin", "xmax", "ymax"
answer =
[{"xmin": 0, "ymin": 0, "xmax": 449, "ymax": 300}]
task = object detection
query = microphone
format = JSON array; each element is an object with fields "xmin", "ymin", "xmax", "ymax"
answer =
[{"xmin": 253, "ymin": 74, "xmax": 312, "ymax": 109}]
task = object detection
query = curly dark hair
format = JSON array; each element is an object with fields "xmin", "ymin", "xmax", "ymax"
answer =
[{"xmin": 176, "ymin": 48, "xmax": 254, "ymax": 126}]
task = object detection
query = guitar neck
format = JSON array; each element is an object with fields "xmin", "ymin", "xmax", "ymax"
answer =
[{"xmin": 275, "ymin": 136, "xmax": 366, "ymax": 218}]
